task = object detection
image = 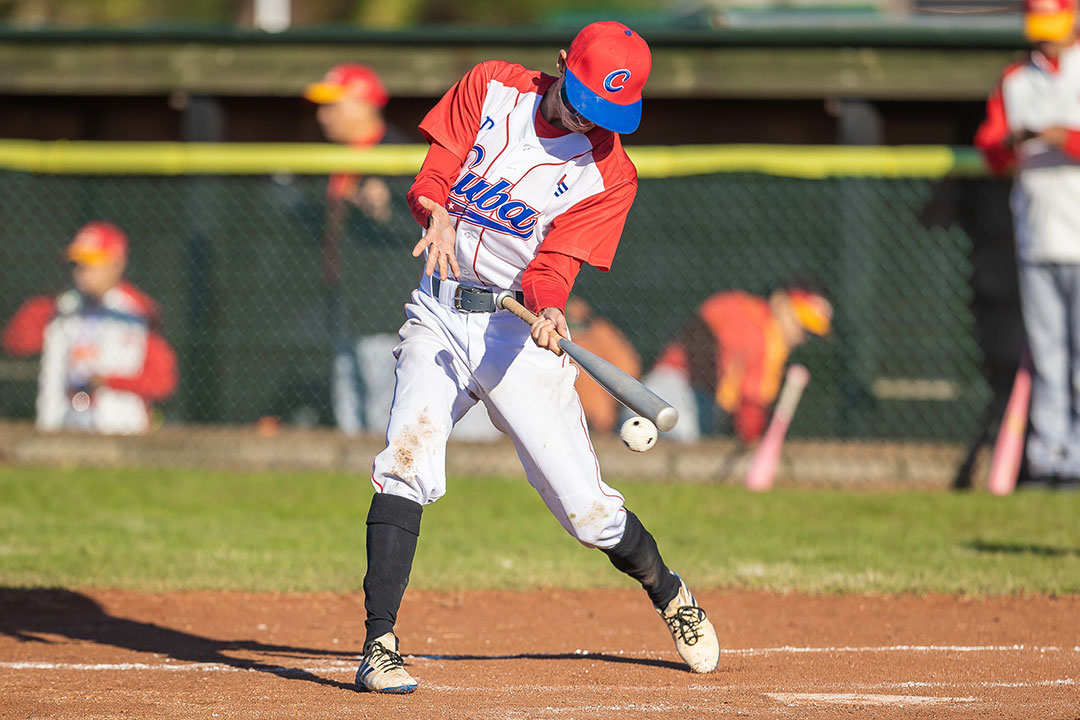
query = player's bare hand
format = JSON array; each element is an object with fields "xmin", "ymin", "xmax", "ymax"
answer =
[
  {"xmin": 1037, "ymin": 126, "xmax": 1069, "ymax": 148},
  {"xmin": 412, "ymin": 196, "xmax": 460, "ymax": 280},
  {"xmin": 530, "ymin": 307, "xmax": 569, "ymax": 355}
]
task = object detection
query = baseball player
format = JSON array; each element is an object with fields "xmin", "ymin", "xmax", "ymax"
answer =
[
  {"xmin": 304, "ymin": 64, "xmax": 406, "ymax": 435},
  {"xmin": 975, "ymin": 0, "xmax": 1080, "ymax": 485},
  {"xmin": 1, "ymin": 222, "xmax": 178, "ymax": 434},
  {"xmin": 643, "ymin": 285, "xmax": 832, "ymax": 445},
  {"xmin": 355, "ymin": 22, "xmax": 720, "ymax": 694}
]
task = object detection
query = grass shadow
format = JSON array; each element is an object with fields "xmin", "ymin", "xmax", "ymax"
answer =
[{"xmin": 963, "ymin": 540, "xmax": 1080, "ymax": 557}]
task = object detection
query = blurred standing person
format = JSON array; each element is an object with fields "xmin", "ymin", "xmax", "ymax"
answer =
[
  {"xmin": 564, "ymin": 296, "xmax": 641, "ymax": 434},
  {"xmin": 975, "ymin": 0, "xmax": 1080, "ymax": 485},
  {"xmin": 918, "ymin": 178, "xmax": 1027, "ymax": 490},
  {"xmin": 1, "ymin": 222, "xmax": 178, "ymax": 434},
  {"xmin": 304, "ymin": 63, "xmax": 409, "ymax": 435},
  {"xmin": 643, "ymin": 285, "xmax": 832, "ymax": 445}
]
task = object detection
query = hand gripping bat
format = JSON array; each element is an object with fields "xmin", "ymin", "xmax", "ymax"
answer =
[{"xmin": 496, "ymin": 291, "xmax": 678, "ymax": 432}]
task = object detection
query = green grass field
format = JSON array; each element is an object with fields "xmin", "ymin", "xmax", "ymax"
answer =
[{"xmin": 1, "ymin": 465, "xmax": 1078, "ymax": 595}]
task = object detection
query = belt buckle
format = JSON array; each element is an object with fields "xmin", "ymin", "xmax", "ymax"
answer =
[
  {"xmin": 453, "ymin": 284, "xmax": 496, "ymax": 313},
  {"xmin": 452, "ymin": 285, "xmax": 478, "ymax": 313}
]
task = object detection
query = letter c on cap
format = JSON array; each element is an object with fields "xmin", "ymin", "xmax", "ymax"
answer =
[{"xmin": 604, "ymin": 69, "xmax": 631, "ymax": 93}]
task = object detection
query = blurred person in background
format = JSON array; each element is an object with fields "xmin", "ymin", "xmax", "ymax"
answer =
[
  {"xmin": 975, "ymin": 0, "xmax": 1080, "ymax": 487},
  {"xmin": 1, "ymin": 221, "xmax": 178, "ymax": 434},
  {"xmin": 304, "ymin": 63, "xmax": 410, "ymax": 436},
  {"xmin": 643, "ymin": 284, "xmax": 832, "ymax": 445},
  {"xmin": 564, "ymin": 296, "xmax": 641, "ymax": 435},
  {"xmin": 919, "ymin": 179, "xmax": 1027, "ymax": 491}
]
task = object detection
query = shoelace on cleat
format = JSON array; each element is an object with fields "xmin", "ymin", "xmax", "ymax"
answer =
[
  {"xmin": 664, "ymin": 606, "xmax": 705, "ymax": 646},
  {"xmin": 366, "ymin": 641, "xmax": 406, "ymax": 672}
]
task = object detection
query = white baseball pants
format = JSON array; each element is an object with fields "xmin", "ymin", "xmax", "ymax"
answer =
[{"xmin": 370, "ymin": 280, "xmax": 628, "ymax": 549}]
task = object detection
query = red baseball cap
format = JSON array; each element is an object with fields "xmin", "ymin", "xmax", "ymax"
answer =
[
  {"xmin": 304, "ymin": 63, "xmax": 389, "ymax": 107},
  {"xmin": 563, "ymin": 21, "xmax": 651, "ymax": 134},
  {"xmin": 67, "ymin": 221, "xmax": 128, "ymax": 267},
  {"xmin": 1025, "ymin": 0, "xmax": 1078, "ymax": 42}
]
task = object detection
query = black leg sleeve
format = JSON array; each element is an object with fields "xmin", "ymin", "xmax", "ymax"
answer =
[
  {"xmin": 602, "ymin": 510, "xmax": 682, "ymax": 609},
  {"xmin": 363, "ymin": 493, "xmax": 423, "ymax": 647}
]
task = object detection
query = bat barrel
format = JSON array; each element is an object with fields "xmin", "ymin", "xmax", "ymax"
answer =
[
  {"xmin": 496, "ymin": 291, "xmax": 679, "ymax": 432},
  {"xmin": 558, "ymin": 337, "xmax": 678, "ymax": 431},
  {"xmin": 655, "ymin": 406, "xmax": 679, "ymax": 433}
]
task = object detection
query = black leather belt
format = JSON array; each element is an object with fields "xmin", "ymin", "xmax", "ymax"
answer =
[{"xmin": 430, "ymin": 276, "xmax": 523, "ymax": 313}]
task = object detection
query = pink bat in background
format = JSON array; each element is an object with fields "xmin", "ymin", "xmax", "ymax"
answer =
[
  {"xmin": 987, "ymin": 351, "xmax": 1033, "ymax": 497},
  {"xmin": 744, "ymin": 364, "xmax": 811, "ymax": 492}
]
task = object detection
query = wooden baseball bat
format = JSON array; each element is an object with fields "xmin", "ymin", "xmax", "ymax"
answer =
[
  {"xmin": 744, "ymin": 364, "xmax": 811, "ymax": 492},
  {"xmin": 496, "ymin": 292, "xmax": 678, "ymax": 432},
  {"xmin": 986, "ymin": 350, "xmax": 1032, "ymax": 496}
]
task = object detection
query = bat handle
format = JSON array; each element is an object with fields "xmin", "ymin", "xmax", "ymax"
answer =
[{"xmin": 496, "ymin": 290, "xmax": 564, "ymax": 357}]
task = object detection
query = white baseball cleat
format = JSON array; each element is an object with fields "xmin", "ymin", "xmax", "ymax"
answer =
[
  {"xmin": 355, "ymin": 632, "xmax": 418, "ymax": 693},
  {"xmin": 657, "ymin": 575, "xmax": 720, "ymax": 673}
]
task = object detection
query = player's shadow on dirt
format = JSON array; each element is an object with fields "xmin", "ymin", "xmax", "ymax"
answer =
[
  {"xmin": 0, "ymin": 588, "xmax": 357, "ymax": 691},
  {"xmin": 413, "ymin": 651, "xmax": 688, "ymax": 672},
  {"xmin": 964, "ymin": 539, "xmax": 1080, "ymax": 557}
]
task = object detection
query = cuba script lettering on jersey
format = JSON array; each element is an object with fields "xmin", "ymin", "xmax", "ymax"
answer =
[
  {"xmin": 449, "ymin": 171, "xmax": 540, "ymax": 239},
  {"xmin": 416, "ymin": 61, "xmax": 636, "ymax": 287}
]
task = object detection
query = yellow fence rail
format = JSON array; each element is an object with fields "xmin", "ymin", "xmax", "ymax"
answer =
[{"xmin": 0, "ymin": 140, "xmax": 987, "ymax": 179}]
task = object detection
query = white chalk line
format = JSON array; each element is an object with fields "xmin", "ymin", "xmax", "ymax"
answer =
[
  {"xmin": 1, "ymin": 658, "xmax": 1078, "ymax": 695},
  {"xmin": 0, "ymin": 661, "xmax": 350, "ymax": 674},
  {"xmin": 766, "ymin": 693, "xmax": 978, "ymax": 707},
  {"xmin": 877, "ymin": 678, "xmax": 1078, "ymax": 689},
  {"xmin": 724, "ymin": 643, "xmax": 1076, "ymax": 656},
  {"xmin": 411, "ymin": 643, "xmax": 1078, "ymax": 662},
  {"xmin": 2, "ymin": 643, "xmax": 1078, "ymax": 675},
  {"xmin": 4, "ymin": 661, "xmax": 1072, "ymax": 692},
  {"xmin": 1, "ymin": 660, "xmax": 1076, "ymax": 712}
]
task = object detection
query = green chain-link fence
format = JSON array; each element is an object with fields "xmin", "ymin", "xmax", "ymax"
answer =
[{"xmin": 0, "ymin": 143, "xmax": 1014, "ymax": 482}]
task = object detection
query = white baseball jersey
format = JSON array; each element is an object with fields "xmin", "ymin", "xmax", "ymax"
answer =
[
  {"xmin": 36, "ymin": 284, "xmax": 167, "ymax": 434},
  {"xmin": 370, "ymin": 61, "xmax": 639, "ymax": 549},
  {"xmin": 999, "ymin": 44, "xmax": 1080, "ymax": 263},
  {"xmin": 417, "ymin": 60, "xmax": 637, "ymax": 288}
]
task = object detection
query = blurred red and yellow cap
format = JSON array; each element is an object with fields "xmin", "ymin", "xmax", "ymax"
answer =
[
  {"xmin": 1025, "ymin": 0, "xmax": 1078, "ymax": 42},
  {"xmin": 788, "ymin": 289, "xmax": 833, "ymax": 337},
  {"xmin": 304, "ymin": 63, "xmax": 389, "ymax": 107},
  {"xmin": 67, "ymin": 221, "xmax": 128, "ymax": 267}
]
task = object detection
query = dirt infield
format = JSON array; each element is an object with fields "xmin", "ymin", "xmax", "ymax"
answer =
[{"xmin": 2, "ymin": 589, "xmax": 1078, "ymax": 719}]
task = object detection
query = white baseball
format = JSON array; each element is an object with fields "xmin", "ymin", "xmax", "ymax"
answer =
[
  {"xmin": 71, "ymin": 391, "xmax": 91, "ymax": 413},
  {"xmin": 620, "ymin": 416, "xmax": 658, "ymax": 452}
]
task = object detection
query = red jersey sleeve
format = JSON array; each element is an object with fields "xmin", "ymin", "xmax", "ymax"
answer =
[
  {"xmin": 417, "ymin": 62, "xmax": 492, "ymax": 163},
  {"xmin": 540, "ymin": 179, "xmax": 636, "ymax": 272},
  {"xmin": 407, "ymin": 141, "xmax": 464, "ymax": 228},
  {"xmin": 975, "ymin": 78, "xmax": 1017, "ymax": 175},
  {"xmin": 1062, "ymin": 130, "xmax": 1080, "ymax": 161},
  {"xmin": 521, "ymin": 251, "xmax": 584, "ymax": 313},
  {"xmin": 102, "ymin": 331, "xmax": 178, "ymax": 402},
  {"xmin": 2, "ymin": 296, "xmax": 54, "ymax": 356}
]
